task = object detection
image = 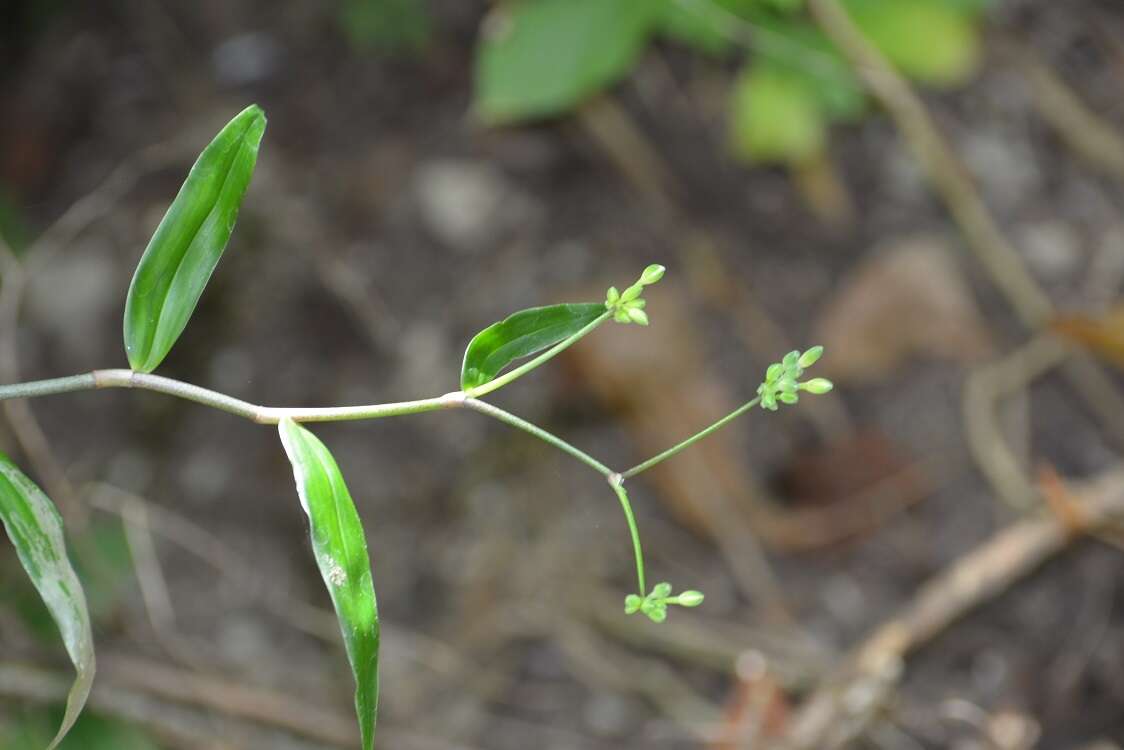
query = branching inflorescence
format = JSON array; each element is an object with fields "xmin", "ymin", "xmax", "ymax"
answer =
[{"xmin": 0, "ymin": 106, "xmax": 832, "ymax": 749}]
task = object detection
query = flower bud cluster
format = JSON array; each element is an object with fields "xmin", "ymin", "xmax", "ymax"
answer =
[{"xmin": 757, "ymin": 346, "xmax": 833, "ymax": 411}]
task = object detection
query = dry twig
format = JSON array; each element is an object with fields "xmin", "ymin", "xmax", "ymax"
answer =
[
  {"xmin": 1011, "ymin": 42, "xmax": 1124, "ymax": 180},
  {"xmin": 963, "ymin": 334, "xmax": 1066, "ymax": 511},
  {"xmin": 780, "ymin": 467, "xmax": 1124, "ymax": 749}
]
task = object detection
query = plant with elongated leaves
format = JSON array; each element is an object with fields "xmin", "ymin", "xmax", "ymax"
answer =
[{"xmin": 0, "ymin": 106, "xmax": 833, "ymax": 749}]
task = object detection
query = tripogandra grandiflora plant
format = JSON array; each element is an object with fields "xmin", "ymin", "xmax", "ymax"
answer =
[{"xmin": 0, "ymin": 105, "xmax": 832, "ymax": 749}]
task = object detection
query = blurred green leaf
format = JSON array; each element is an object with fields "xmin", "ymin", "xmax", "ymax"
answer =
[
  {"xmin": 340, "ymin": 0, "xmax": 430, "ymax": 55},
  {"xmin": 751, "ymin": 18, "xmax": 866, "ymax": 122},
  {"xmin": 75, "ymin": 519, "xmax": 133, "ymax": 622},
  {"xmin": 55, "ymin": 712, "xmax": 159, "ymax": 750},
  {"xmin": 934, "ymin": 0, "xmax": 993, "ymax": 12},
  {"xmin": 0, "ymin": 186, "xmax": 31, "ymax": 254},
  {"xmin": 729, "ymin": 63, "xmax": 826, "ymax": 164},
  {"xmin": 0, "ymin": 454, "xmax": 94, "ymax": 750},
  {"xmin": 123, "ymin": 104, "xmax": 266, "ymax": 373},
  {"xmin": 844, "ymin": 0, "xmax": 980, "ymax": 86},
  {"xmin": 278, "ymin": 419, "xmax": 379, "ymax": 750},
  {"xmin": 4, "ymin": 516, "xmax": 133, "ymax": 641},
  {"xmin": 2, "ymin": 709, "xmax": 160, "ymax": 750},
  {"xmin": 474, "ymin": 0, "xmax": 662, "ymax": 123},
  {"xmin": 655, "ymin": 0, "xmax": 758, "ymax": 56},
  {"xmin": 461, "ymin": 302, "xmax": 605, "ymax": 390}
]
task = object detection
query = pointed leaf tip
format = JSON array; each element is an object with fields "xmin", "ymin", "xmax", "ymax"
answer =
[
  {"xmin": 123, "ymin": 105, "xmax": 267, "ymax": 372},
  {"xmin": 461, "ymin": 302, "xmax": 605, "ymax": 391},
  {"xmin": 278, "ymin": 419, "xmax": 379, "ymax": 749}
]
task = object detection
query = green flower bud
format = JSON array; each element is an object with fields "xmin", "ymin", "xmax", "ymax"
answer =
[
  {"xmin": 627, "ymin": 308, "xmax": 649, "ymax": 326},
  {"xmin": 782, "ymin": 350, "xmax": 800, "ymax": 369},
  {"xmin": 640, "ymin": 264, "xmax": 666, "ymax": 285},
  {"xmin": 606, "ymin": 286, "xmax": 620, "ymax": 305},
  {"xmin": 800, "ymin": 378, "xmax": 834, "ymax": 394},
  {"xmin": 765, "ymin": 363, "xmax": 784, "ymax": 383},
  {"xmin": 614, "ymin": 310, "xmax": 632, "ymax": 324},
  {"xmin": 779, "ymin": 392, "xmax": 799, "ymax": 405},
  {"xmin": 676, "ymin": 590, "xmax": 704, "ymax": 607},
  {"xmin": 624, "ymin": 594, "xmax": 642, "ymax": 614},
  {"xmin": 620, "ymin": 284, "xmax": 643, "ymax": 303},
  {"xmin": 651, "ymin": 582, "xmax": 672, "ymax": 598},
  {"xmin": 798, "ymin": 345, "xmax": 824, "ymax": 368},
  {"xmin": 644, "ymin": 604, "xmax": 667, "ymax": 623},
  {"xmin": 778, "ymin": 378, "xmax": 797, "ymax": 393}
]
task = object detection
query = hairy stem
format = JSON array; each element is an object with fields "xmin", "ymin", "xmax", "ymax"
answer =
[
  {"xmin": 621, "ymin": 396, "xmax": 762, "ymax": 479},
  {"xmin": 465, "ymin": 311, "xmax": 611, "ymax": 398}
]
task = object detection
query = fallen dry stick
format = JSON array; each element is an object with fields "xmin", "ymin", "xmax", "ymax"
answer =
[{"xmin": 780, "ymin": 467, "xmax": 1124, "ymax": 749}]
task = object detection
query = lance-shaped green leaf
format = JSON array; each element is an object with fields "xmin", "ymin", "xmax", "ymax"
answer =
[
  {"xmin": 123, "ymin": 104, "xmax": 266, "ymax": 373},
  {"xmin": 0, "ymin": 454, "xmax": 94, "ymax": 749},
  {"xmin": 461, "ymin": 302, "xmax": 605, "ymax": 391},
  {"xmin": 278, "ymin": 418, "xmax": 379, "ymax": 750}
]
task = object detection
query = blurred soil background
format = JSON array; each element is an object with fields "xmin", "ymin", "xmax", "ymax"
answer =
[{"xmin": 3, "ymin": 1, "xmax": 1124, "ymax": 748}]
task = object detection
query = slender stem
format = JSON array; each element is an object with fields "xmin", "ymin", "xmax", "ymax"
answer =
[
  {"xmin": 621, "ymin": 396, "xmax": 762, "ymax": 479},
  {"xmin": 0, "ymin": 367, "xmax": 661, "ymax": 590},
  {"xmin": 463, "ymin": 400, "xmax": 646, "ymax": 592},
  {"xmin": 0, "ymin": 372, "xmax": 610, "ymax": 474},
  {"xmin": 0, "ymin": 373, "xmax": 97, "ymax": 400},
  {"xmin": 91, "ymin": 370, "xmax": 266, "ymax": 420},
  {"xmin": 609, "ymin": 476, "xmax": 645, "ymax": 595},
  {"xmin": 462, "ymin": 398, "xmax": 613, "ymax": 477},
  {"xmin": 261, "ymin": 398, "xmax": 460, "ymax": 423},
  {"xmin": 465, "ymin": 311, "xmax": 611, "ymax": 399},
  {"xmin": 94, "ymin": 370, "xmax": 457, "ymax": 423}
]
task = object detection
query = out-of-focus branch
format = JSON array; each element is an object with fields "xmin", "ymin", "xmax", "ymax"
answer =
[
  {"xmin": 780, "ymin": 467, "xmax": 1124, "ymax": 749},
  {"xmin": 807, "ymin": 0, "xmax": 1049, "ymax": 325},
  {"xmin": 1011, "ymin": 42, "xmax": 1124, "ymax": 180},
  {"xmin": 807, "ymin": 0, "xmax": 1124, "ymax": 459}
]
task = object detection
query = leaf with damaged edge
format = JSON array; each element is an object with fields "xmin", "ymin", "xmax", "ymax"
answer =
[
  {"xmin": 461, "ymin": 302, "xmax": 605, "ymax": 390},
  {"xmin": 0, "ymin": 453, "xmax": 95, "ymax": 749},
  {"xmin": 123, "ymin": 104, "xmax": 266, "ymax": 373},
  {"xmin": 278, "ymin": 418, "xmax": 379, "ymax": 750}
]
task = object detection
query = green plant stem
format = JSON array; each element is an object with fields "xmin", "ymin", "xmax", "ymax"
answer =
[
  {"xmin": 609, "ymin": 475, "xmax": 646, "ymax": 595},
  {"xmin": 464, "ymin": 311, "xmax": 611, "ymax": 399},
  {"xmin": 91, "ymin": 370, "xmax": 457, "ymax": 422},
  {"xmin": 620, "ymin": 396, "xmax": 761, "ymax": 479},
  {"xmin": 0, "ymin": 373, "xmax": 97, "ymax": 399},
  {"xmin": 0, "ymin": 367, "xmax": 664, "ymax": 595},
  {"xmin": 0, "ymin": 372, "xmax": 611, "ymax": 473},
  {"xmin": 463, "ymin": 397, "xmax": 613, "ymax": 477}
]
